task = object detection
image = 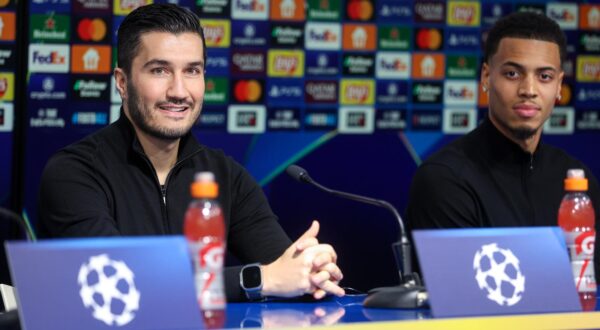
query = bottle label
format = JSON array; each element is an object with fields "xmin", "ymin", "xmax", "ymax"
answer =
[
  {"xmin": 564, "ymin": 231, "xmax": 597, "ymax": 293},
  {"xmin": 189, "ymin": 239, "xmax": 226, "ymax": 310}
]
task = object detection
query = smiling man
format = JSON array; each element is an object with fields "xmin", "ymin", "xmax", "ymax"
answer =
[
  {"xmin": 406, "ymin": 12, "xmax": 600, "ymax": 280},
  {"xmin": 38, "ymin": 4, "xmax": 344, "ymax": 303}
]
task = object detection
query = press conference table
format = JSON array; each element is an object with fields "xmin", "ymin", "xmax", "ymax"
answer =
[{"xmin": 223, "ymin": 294, "xmax": 600, "ymax": 330}]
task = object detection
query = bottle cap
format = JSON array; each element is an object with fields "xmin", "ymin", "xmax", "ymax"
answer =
[
  {"xmin": 191, "ymin": 172, "xmax": 218, "ymax": 198},
  {"xmin": 564, "ymin": 169, "xmax": 588, "ymax": 191}
]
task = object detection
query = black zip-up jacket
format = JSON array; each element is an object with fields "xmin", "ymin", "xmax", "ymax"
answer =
[
  {"xmin": 407, "ymin": 118, "xmax": 600, "ymax": 282},
  {"xmin": 38, "ymin": 114, "xmax": 292, "ymax": 301}
]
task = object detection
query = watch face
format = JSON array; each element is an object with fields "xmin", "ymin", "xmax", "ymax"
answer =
[{"xmin": 243, "ymin": 265, "xmax": 262, "ymax": 288}]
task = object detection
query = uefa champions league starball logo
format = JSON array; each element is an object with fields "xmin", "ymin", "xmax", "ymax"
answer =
[
  {"xmin": 78, "ymin": 254, "xmax": 141, "ymax": 326},
  {"xmin": 473, "ymin": 243, "xmax": 526, "ymax": 306}
]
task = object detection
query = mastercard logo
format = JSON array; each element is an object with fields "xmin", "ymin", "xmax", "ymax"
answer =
[
  {"xmin": 416, "ymin": 28, "xmax": 442, "ymax": 50},
  {"xmin": 77, "ymin": 18, "xmax": 107, "ymax": 42},
  {"xmin": 234, "ymin": 80, "xmax": 262, "ymax": 103},
  {"xmin": 347, "ymin": 0, "xmax": 373, "ymax": 21}
]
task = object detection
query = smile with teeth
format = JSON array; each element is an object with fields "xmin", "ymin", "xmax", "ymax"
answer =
[{"xmin": 160, "ymin": 105, "xmax": 188, "ymax": 112}]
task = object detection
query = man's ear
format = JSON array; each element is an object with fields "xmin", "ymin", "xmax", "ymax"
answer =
[
  {"xmin": 114, "ymin": 67, "xmax": 127, "ymax": 100},
  {"xmin": 480, "ymin": 62, "xmax": 490, "ymax": 92}
]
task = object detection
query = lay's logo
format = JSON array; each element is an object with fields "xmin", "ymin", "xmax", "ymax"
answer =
[
  {"xmin": 577, "ymin": 56, "xmax": 600, "ymax": 82},
  {"xmin": 114, "ymin": 0, "xmax": 150, "ymax": 15},
  {"xmin": 203, "ymin": 20, "xmax": 231, "ymax": 48},
  {"xmin": 0, "ymin": 72, "xmax": 14, "ymax": 101},
  {"xmin": 268, "ymin": 50, "xmax": 304, "ymax": 77},
  {"xmin": 340, "ymin": 79, "xmax": 374, "ymax": 105},
  {"xmin": 447, "ymin": 1, "xmax": 480, "ymax": 26}
]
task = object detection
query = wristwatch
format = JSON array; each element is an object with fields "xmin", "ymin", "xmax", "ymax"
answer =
[{"xmin": 240, "ymin": 263, "xmax": 263, "ymax": 301}]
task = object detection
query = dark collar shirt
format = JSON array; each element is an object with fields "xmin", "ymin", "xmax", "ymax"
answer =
[
  {"xmin": 38, "ymin": 113, "xmax": 292, "ymax": 301},
  {"xmin": 406, "ymin": 118, "xmax": 600, "ymax": 280}
]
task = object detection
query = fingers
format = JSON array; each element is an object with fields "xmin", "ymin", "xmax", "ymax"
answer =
[
  {"xmin": 296, "ymin": 220, "xmax": 320, "ymax": 243},
  {"xmin": 295, "ymin": 237, "xmax": 319, "ymax": 252},
  {"xmin": 321, "ymin": 262, "xmax": 343, "ymax": 283},
  {"xmin": 310, "ymin": 269, "xmax": 345, "ymax": 298}
]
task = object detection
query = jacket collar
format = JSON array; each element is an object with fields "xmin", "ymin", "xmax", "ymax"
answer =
[{"xmin": 474, "ymin": 118, "xmax": 544, "ymax": 167}]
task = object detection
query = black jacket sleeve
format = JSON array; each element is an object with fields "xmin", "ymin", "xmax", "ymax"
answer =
[
  {"xmin": 224, "ymin": 161, "xmax": 292, "ymax": 302},
  {"xmin": 37, "ymin": 150, "xmax": 121, "ymax": 238},
  {"xmin": 406, "ymin": 162, "xmax": 482, "ymax": 231}
]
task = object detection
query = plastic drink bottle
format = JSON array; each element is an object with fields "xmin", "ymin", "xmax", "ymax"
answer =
[
  {"xmin": 184, "ymin": 172, "xmax": 226, "ymax": 328},
  {"xmin": 558, "ymin": 169, "xmax": 597, "ymax": 311}
]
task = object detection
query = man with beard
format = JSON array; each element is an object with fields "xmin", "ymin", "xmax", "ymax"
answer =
[
  {"xmin": 38, "ymin": 4, "xmax": 344, "ymax": 302},
  {"xmin": 406, "ymin": 12, "xmax": 600, "ymax": 278}
]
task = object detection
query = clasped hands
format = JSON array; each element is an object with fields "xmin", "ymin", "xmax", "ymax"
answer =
[{"xmin": 261, "ymin": 220, "xmax": 345, "ymax": 299}]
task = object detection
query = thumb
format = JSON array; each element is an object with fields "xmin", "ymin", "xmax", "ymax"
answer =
[{"xmin": 295, "ymin": 220, "xmax": 320, "ymax": 250}]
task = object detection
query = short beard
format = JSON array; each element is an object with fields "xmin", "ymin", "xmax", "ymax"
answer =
[
  {"xmin": 489, "ymin": 110, "xmax": 538, "ymax": 141},
  {"xmin": 509, "ymin": 127, "xmax": 537, "ymax": 140},
  {"xmin": 126, "ymin": 80, "xmax": 199, "ymax": 140}
]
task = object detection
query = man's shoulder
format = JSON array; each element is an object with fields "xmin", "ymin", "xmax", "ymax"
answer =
[
  {"xmin": 45, "ymin": 123, "xmax": 122, "ymax": 171},
  {"xmin": 422, "ymin": 134, "xmax": 473, "ymax": 170}
]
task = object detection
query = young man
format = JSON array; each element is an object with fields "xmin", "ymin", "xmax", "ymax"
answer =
[
  {"xmin": 406, "ymin": 12, "xmax": 600, "ymax": 279},
  {"xmin": 38, "ymin": 4, "xmax": 344, "ymax": 302}
]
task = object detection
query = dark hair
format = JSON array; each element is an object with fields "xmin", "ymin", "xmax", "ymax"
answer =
[
  {"xmin": 117, "ymin": 3, "xmax": 206, "ymax": 75},
  {"xmin": 483, "ymin": 12, "xmax": 567, "ymax": 65}
]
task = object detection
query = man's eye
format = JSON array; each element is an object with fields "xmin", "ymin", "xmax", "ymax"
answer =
[{"xmin": 151, "ymin": 68, "xmax": 167, "ymax": 75}]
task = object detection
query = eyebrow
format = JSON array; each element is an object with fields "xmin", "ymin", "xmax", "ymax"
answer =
[
  {"xmin": 501, "ymin": 61, "xmax": 558, "ymax": 73},
  {"xmin": 142, "ymin": 59, "xmax": 205, "ymax": 69}
]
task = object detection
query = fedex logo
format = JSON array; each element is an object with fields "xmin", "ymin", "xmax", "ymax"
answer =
[
  {"xmin": 29, "ymin": 44, "xmax": 69, "ymax": 73},
  {"xmin": 444, "ymin": 80, "xmax": 477, "ymax": 105},
  {"xmin": 547, "ymin": 3, "xmax": 578, "ymax": 29},
  {"xmin": 232, "ymin": 0, "xmax": 268, "ymax": 20},
  {"xmin": 309, "ymin": 30, "xmax": 337, "ymax": 42},
  {"xmin": 236, "ymin": 0, "xmax": 265, "ymax": 11},
  {"xmin": 376, "ymin": 52, "xmax": 410, "ymax": 79},
  {"xmin": 448, "ymin": 87, "xmax": 474, "ymax": 98},
  {"xmin": 305, "ymin": 23, "xmax": 341, "ymax": 50},
  {"xmin": 32, "ymin": 51, "xmax": 66, "ymax": 64}
]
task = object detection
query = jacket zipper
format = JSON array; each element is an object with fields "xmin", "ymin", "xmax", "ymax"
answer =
[{"xmin": 159, "ymin": 149, "xmax": 203, "ymax": 232}]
